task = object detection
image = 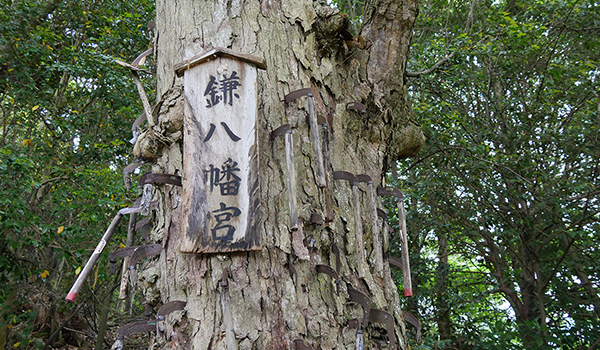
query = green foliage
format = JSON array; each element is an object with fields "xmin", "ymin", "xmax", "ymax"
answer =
[
  {"xmin": 0, "ymin": 0, "xmax": 154, "ymax": 347},
  {"xmin": 398, "ymin": 0, "xmax": 600, "ymax": 348}
]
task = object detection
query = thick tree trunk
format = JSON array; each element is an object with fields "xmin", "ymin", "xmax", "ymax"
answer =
[
  {"xmin": 132, "ymin": 0, "xmax": 424, "ymax": 349},
  {"xmin": 435, "ymin": 230, "xmax": 451, "ymax": 342}
]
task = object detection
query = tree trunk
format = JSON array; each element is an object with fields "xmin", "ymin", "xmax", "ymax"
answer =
[
  {"xmin": 132, "ymin": 0, "xmax": 425, "ymax": 348},
  {"xmin": 435, "ymin": 230, "xmax": 451, "ymax": 342}
]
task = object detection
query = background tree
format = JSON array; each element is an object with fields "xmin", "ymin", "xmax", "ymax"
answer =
[
  {"xmin": 0, "ymin": 0, "xmax": 153, "ymax": 348},
  {"xmin": 399, "ymin": 0, "xmax": 600, "ymax": 348},
  {"xmin": 128, "ymin": 0, "xmax": 425, "ymax": 349}
]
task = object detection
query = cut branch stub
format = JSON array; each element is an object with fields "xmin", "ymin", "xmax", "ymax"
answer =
[
  {"xmin": 130, "ymin": 111, "xmax": 147, "ymax": 145},
  {"xmin": 369, "ymin": 308, "xmax": 397, "ymax": 350}
]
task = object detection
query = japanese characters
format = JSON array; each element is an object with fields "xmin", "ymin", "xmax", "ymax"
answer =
[{"xmin": 179, "ymin": 49, "xmax": 263, "ymax": 253}]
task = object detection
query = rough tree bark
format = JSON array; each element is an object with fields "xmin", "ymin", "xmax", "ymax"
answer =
[{"xmin": 131, "ymin": 0, "xmax": 425, "ymax": 348}]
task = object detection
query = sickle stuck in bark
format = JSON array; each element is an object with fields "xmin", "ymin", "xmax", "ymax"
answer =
[
  {"xmin": 333, "ymin": 171, "xmax": 368, "ymax": 278},
  {"xmin": 271, "ymin": 124, "xmax": 299, "ymax": 231}
]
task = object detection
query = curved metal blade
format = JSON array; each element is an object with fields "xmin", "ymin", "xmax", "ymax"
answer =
[
  {"xmin": 284, "ymin": 88, "xmax": 312, "ymax": 103},
  {"xmin": 369, "ymin": 308, "xmax": 397, "ymax": 350},
  {"xmin": 116, "ymin": 320, "xmax": 157, "ymax": 340},
  {"xmin": 131, "ymin": 48, "xmax": 153, "ymax": 66},
  {"xmin": 138, "ymin": 173, "xmax": 182, "ymax": 188},
  {"xmin": 129, "ymin": 244, "xmax": 162, "ymax": 269},
  {"xmin": 388, "ymin": 256, "xmax": 403, "ymax": 270},
  {"xmin": 347, "ymin": 286, "xmax": 371, "ymax": 326},
  {"xmin": 293, "ymin": 339, "xmax": 314, "ymax": 350},
  {"xmin": 157, "ymin": 300, "xmax": 186, "ymax": 320},
  {"xmin": 377, "ymin": 186, "xmax": 404, "ymax": 200}
]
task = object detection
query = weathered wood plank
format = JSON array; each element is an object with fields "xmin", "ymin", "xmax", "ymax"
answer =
[{"xmin": 179, "ymin": 53, "xmax": 262, "ymax": 253}]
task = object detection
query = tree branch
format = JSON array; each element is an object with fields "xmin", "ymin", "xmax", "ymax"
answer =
[{"xmin": 405, "ymin": 51, "xmax": 455, "ymax": 78}]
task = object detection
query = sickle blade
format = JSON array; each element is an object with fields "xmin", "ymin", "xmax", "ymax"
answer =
[
  {"xmin": 347, "ymin": 286, "xmax": 371, "ymax": 326},
  {"xmin": 129, "ymin": 244, "xmax": 162, "ymax": 269},
  {"xmin": 157, "ymin": 301, "xmax": 186, "ymax": 320},
  {"xmin": 369, "ymin": 308, "xmax": 397, "ymax": 350}
]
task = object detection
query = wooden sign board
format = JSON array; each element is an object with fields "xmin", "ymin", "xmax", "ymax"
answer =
[{"xmin": 176, "ymin": 48, "xmax": 265, "ymax": 253}]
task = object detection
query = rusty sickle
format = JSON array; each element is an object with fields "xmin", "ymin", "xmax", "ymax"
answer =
[
  {"xmin": 369, "ymin": 308, "xmax": 397, "ymax": 350},
  {"xmin": 109, "ymin": 246, "xmax": 141, "ymax": 274},
  {"xmin": 271, "ymin": 124, "xmax": 299, "ymax": 231},
  {"xmin": 293, "ymin": 339, "xmax": 315, "ymax": 350},
  {"xmin": 65, "ymin": 203, "xmax": 143, "ymax": 302},
  {"xmin": 316, "ymin": 264, "xmax": 341, "ymax": 296},
  {"xmin": 123, "ymin": 160, "xmax": 147, "ymax": 190},
  {"xmin": 331, "ymin": 243, "xmax": 341, "ymax": 277},
  {"xmin": 356, "ymin": 174, "xmax": 384, "ymax": 277},
  {"xmin": 401, "ymin": 310, "xmax": 422, "ymax": 342},
  {"xmin": 112, "ymin": 320, "xmax": 157, "ymax": 350},
  {"xmin": 310, "ymin": 212, "xmax": 324, "ymax": 225},
  {"xmin": 137, "ymin": 173, "xmax": 181, "ymax": 215},
  {"xmin": 220, "ymin": 268, "xmax": 238, "ymax": 350},
  {"xmin": 135, "ymin": 217, "xmax": 152, "ymax": 243},
  {"xmin": 157, "ymin": 301, "xmax": 187, "ymax": 320},
  {"xmin": 347, "ymin": 285, "xmax": 372, "ymax": 327},
  {"xmin": 130, "ymin": 111, "xmax": 147, "ymax": 145},
  {"xmin": 127, "ymin": 244, "xmax": 162, "ymax": 288},
  {"xmin": 129, "ymin": 244, "xmax": 162, "ymax": 270},
  {"xmin": 347, "ymin": 318, "xmax": 364, "ymax": 350},
  {"xmin": 388, "ymin": 256, "xmax": 403, "ymax": 270},
  {"xmin": 333, "ymin": 171, "xmax": 368, "ymax": 278},
  {"xmin": 377, "ymin": 208, "xmax": 390, "ymax": 253},
  {"xmin": 346, "ymin": 102, "xmax": 366, "ymax": 117},
  {"xmin": 138, "ymin": 173, "xmax": 182, "ymax": 187},
  {"xmin": 285, "ymin": 88, "xmax": 326, "ymax": 188},
  {"xmin": 377, "ymin": 187, "xmax": 412, "ymax": 297}
]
